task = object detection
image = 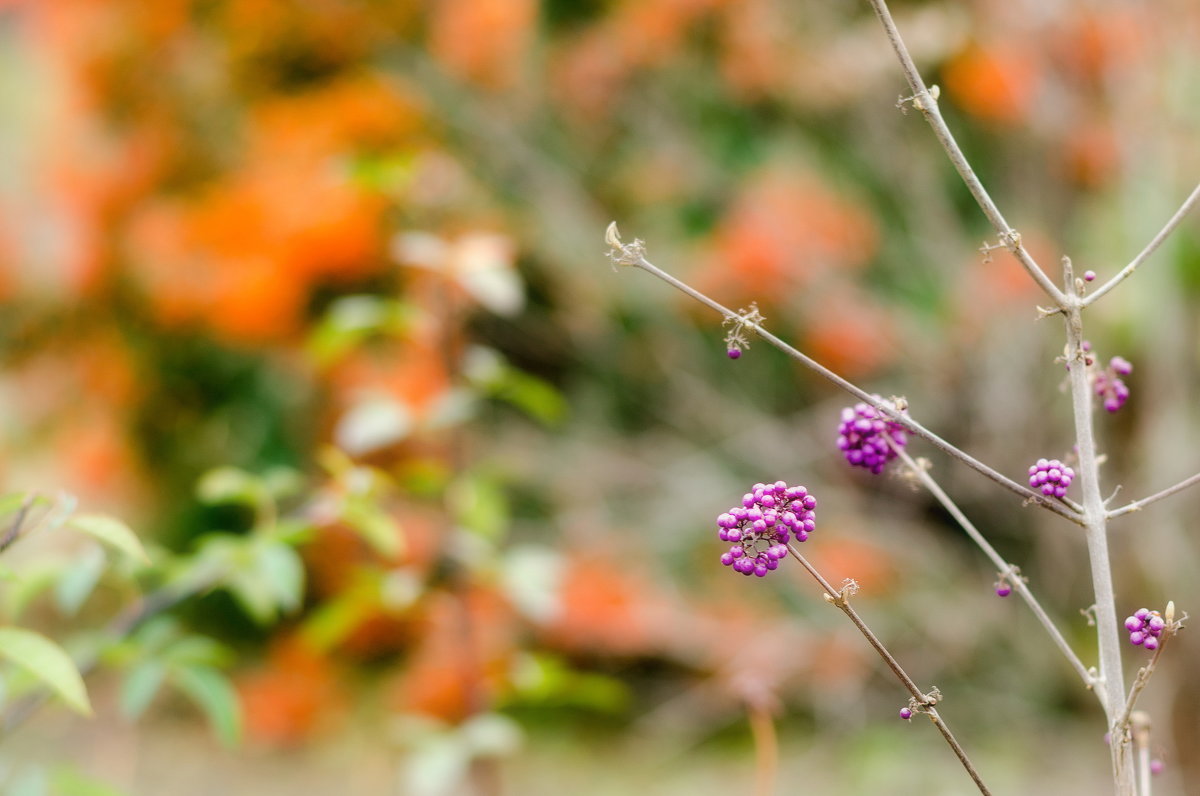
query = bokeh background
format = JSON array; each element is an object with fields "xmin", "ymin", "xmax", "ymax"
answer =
[{"xmin": 1, "ymin": 0, "xmax": 1199, "ymax": 793}]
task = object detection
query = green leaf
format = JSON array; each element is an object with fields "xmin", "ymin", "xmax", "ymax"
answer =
[
  {"xmin": 50, "ymin": 767, "xmax": 129, "ymax": 796},
  {"xmin": 451, "ymin": 474, "xmax": 509, "ymax": 542},
  {"xmin": 65, "ymin": 515, "xmax": 149, "ymax": 565},
  {"xmin": 342, "ymin": 500, "xmax": 403, "ymax": 558},
  {"xmin": 256, "ymin": 541, "xmax": 305, "ymax": 614},
  {"xmin": 119, "ymin": 660, "xmax": 167, "ymax": 720},
  {"xmin": 6, "ymin": 563, "xmax": 61, "ymax": 620},
  {"xmin": 196, "ymin": 467, "xmax": 264, "ymax": 508},
  {"xmin": 0, "ymin": 627, "xmax": 91, "ymax": 715},
  {"xmin": 54, "ymin": 545, "xmax": 107, "ymax": 616},
  {"xmin": 171, "ymin": 665, "xmax": 242, "ymax": 747}
]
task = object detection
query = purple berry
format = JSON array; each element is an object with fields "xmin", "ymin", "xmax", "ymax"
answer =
[
  {"xmin": 1027, "ymin": 458, "xmax": 1074, "ymax": 498},
  {"xmin": 995, "ymin": 584, "xmax": 1012, "ymax": 598},
  {"xmin": 836, "ymin": 400, "xmax": 907, "ymax": 475},
  {"xmin": 1150, "ymin": 760, "xmax": 1164, "ymax": 776},
  {"xmin": 727, "ymin": 348, "xmax": 741, "ymax": 359},
  {"xmin": 717, "ymin": 481, "xmax": 816, "ymax": 579},
  {"xmin": 1084, "ymin": 270, "xmax": 1096, "ymax": 282},
  {"xmin": 1124, "ymin": 609, "xmax": 1167, "ymax": 651},
  {"xmin": 899, "ymin": 708, "xmax": 912, "ymax": 720},
  {"xmin": 1094, "ymin": 356, "xmax": 1132, "ymax": 412}
]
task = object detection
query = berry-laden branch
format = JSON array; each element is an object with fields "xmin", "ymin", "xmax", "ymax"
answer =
[
  {"xmin": 1084, "ymin": 181, "xmax": 1200, "ymax": 307},
  {"xmin": 862, "ymin": 0, "xmax": 1066, "ymax": 306},
  {"xmin": 887, "ymin": 443, "xmax": 1102, "ymax": 703},
  {"xmin": 1112, "ymin": 604, "xmax": 1185, "ymax": 741},
  {"xmin": 605, "ymin": 224, "xmax": 1084, "ymax": 525},
  {"xmin": 783, "ymin": 542, "xmax": 992, "ymax": 795}
]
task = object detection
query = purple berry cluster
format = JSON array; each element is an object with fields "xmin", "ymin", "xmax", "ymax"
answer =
[
  {"xmin": 1124, "ymin": 608, "xmax": 1167, "ymax": 651},
  {"xmin": 717, "ymin": 481, "xmax": 817, "ymax": 577},
  {"xmin": 1094, "ymin": 356, "xmax": 1132, "ymax": 413},
  {"xmin": 836, "ymin": 402, "xmax": 908, "ymax": 474},
  {"xmin": 1028, "ymin": 458, "xmax": 1074, "ymax": 498}
]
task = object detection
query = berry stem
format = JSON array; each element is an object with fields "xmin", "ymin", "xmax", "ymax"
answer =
[
  {"xmin": 785, "ymin": 542, "xmax": 992, "ymax": 795},
  {"xmin": 889, "ymin": 444, "xmax": 1101, "ymax": 702},
  {"xmin": 1063, "ymin": 300, "xmax": 1134, "ymax": 793},
  {"xmin": 862, "ymin": 0, "xmax": 1067, "ymax": 307},
  {"xmin": 626, "ymin": 254, "xmax": 1084, "ymax": 525},
  {"xmin": 1084, "ymin": 181, "xmax": 1200, "ymax": 307},
  {"xmin": 1113, "ymin": 621, "xmax": 1177, "ymax": 743}
]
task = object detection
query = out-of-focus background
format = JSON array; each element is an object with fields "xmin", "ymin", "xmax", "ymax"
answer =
[{"xmin": 1, "ymin": 0, "xmax": 1199, "ymax": 793}]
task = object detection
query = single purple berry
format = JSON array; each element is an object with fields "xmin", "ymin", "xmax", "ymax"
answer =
[
  {"xmin": 995, "ymin": 584, "xmax": 1012, "ymax": 598},
  {"xmin": 1084, "ymin": 270, "xmax": 1096, "ymax": 282},
  {"xmin": 1027, "ymin": 458, "xmax": 1074, "ymax": 498},
  {"xmin": 1143, "ymin": 636, "xmax": 1159, "ymax": 651},
  {"xmin": 727, "ymin": 348, "xmax": 741, "ymax": 360},
  {"xmin": 899, "ymin": 707, "xmax": 913, "ymax": 720},
  {"xmin": 1150, "ymin": 759, "xmax": 1164, "ymax": 776},
  {"xmin": 836, "ymin": 399, "xmax": 907, "ymax": 475}
]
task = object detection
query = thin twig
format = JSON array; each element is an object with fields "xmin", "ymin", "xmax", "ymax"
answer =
[
  {"xmin": 1107, "ymin": 472, "xmax": 1200, "ymax": 519},
  {"xmin": 863, "ymin": 0, "xmax": 1065, "ymax": 306},
  {"xmin": 0, "ymin": 494, "xmax": 36, "ymax": 555},
  {"xmin": 1113, "ymin": 612, "xmax": 1182, "ymax": 738},
  {"xmin": 622, "ymin": 250, "xmax": 1084, "ymax": 525},
  {"xmin": 890, "ymin": 445, "xmax": 1100, "ymax": 703},
  {"xmin": 786, "ymin": 543, "xmax": 992, "ymax": 795},
  {"xmin": 1085, "ymin": 182, "xmax": 1200, "ymax": 306}
]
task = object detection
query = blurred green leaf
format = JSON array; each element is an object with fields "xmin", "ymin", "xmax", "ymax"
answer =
[
  {"xmin": 172, "ymin": 664, "xmax": 242, "ymax": 747},
  {"xmin": 7, "ymin": 564, "xmax": 61, "ymax": 620},
  {"xmin": 196, "ymin": 467, "xmax": 264, "ymax": 508},
  {"xmin": 463, "ymin": 347, "xmax": 567, "ymax": 426},
  {"xmin": 507, "ymin": 654, "xmax": 630, "ymax": 714},
  {"xmin": 307, "ymin": 295, "xmax": 415, "ymax": 365},
  {"xmin": 65, "ymin": 515, "xmax": 149, "ymax": 565},
  {"xmin": 119, "ymin": 660, "xmax": 167, "ymax": 720},
  {"xmin": 50, "ymin": 767, "xmax": 128, "ymax": 796},
  {"xmin": 0, "ymin": 627, "xmax": 91, "ymax": 716},
  {"xmin": 161, "ymin": 635, "xmax": 233, "ymax": 669},
  {"xmin": 54, "ymin": 545, "xmax": 107, "ymax": 616},
  {"xmin": 342, "ymin": 500, "xmax": 404, "ymax": 558},
  {"xmin": 256, "ymin": 541, "xmax": 305, "ymax": 614},
  {"xmin": 451, "ymin": 473, "xmax": 509, "ymax": 542}
]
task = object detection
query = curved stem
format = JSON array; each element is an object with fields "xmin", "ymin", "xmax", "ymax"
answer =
[
  {"xmin": 787, "ymin": 543, "xmax": 992, "ymax": 795},
  {"xmin": 629, "ymin": 255, "xmax": 1084, "ymax": 525},
  {"xmin": 1085, "ymin": 182, "xmax": 1200, "ymax": 306},
  {"xmin": 891, "ymin": 445, "xmax": 1100, "ymax": 703},
  {"xmin": 863, "ymin": 0, "xmax": 1066, "ymax": 306}
]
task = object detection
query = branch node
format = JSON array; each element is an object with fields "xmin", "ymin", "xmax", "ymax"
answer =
[{"xmin": 604, "ymin": 221, "xmax": 647, "ymax": 269}]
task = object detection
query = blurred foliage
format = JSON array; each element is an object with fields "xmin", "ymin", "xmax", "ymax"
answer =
[{"xmin": 0, "ymin": 0, "xmax": 1198, "ymax": 793}]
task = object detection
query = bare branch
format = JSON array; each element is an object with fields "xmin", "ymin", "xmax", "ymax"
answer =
[
  {"xmin": 1108, "ymin": 471, "xmax": 1200, "ymax": 519},
  {"xmin": 891, "ymin": 446, "xmax": 1100, "ymax": 704},
  {"xmin": 1085, "ymin": 182, "xmax": 1200, "ymax": 306},
  {"xmin": 786, "ymin": 544, "xmax": 992, "ymax": 795},
  {"xmin": 615, "ymin": 241, "xmax": 1084, "ymax": 525},
  {"xmin": 863, "ymin": 0, "xmax": 1066, "ymax": 306}
]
